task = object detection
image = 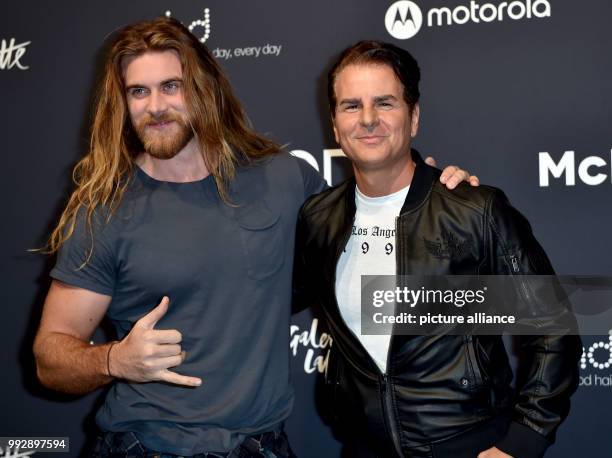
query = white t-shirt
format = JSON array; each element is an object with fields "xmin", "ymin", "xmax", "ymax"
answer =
[{"xmin": 335, "ymin": 184, "xmax": 409, "ymax": 373}]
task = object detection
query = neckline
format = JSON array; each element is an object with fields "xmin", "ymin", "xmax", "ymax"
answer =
[
  {"xmin": 134, "ymin": 164, "xmax": 213, "ymax": 186},
  {"xmin": 356, "ymin": 184, "xmax": 410, "ymax": 205}
]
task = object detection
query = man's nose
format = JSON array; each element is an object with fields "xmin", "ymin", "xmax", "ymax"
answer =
[
  {"xmin": 359, "ymin": 105, "xmax": 379, "ymax": 129},
  {"xmin": 147, "ymin": 90, "xmax": 168, "ymax": 115}
]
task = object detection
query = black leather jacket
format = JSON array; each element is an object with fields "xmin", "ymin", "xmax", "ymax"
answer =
[{"xmin": 294, "ymin": 153, "xmax": 581, "ymax": 458}]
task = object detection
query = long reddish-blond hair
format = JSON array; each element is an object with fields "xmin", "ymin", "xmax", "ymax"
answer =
[{"xmin": 47, "ymin": 17, "xmax": 279, "ymax": 254}]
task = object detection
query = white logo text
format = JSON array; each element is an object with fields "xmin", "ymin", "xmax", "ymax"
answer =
[
  {"xmin": 0, "ymin": 38, "xmax": 31, "ymax": 70},
  {"xmin": 539, "ymin": 150, "xmax": 612, "ymax": 187}
]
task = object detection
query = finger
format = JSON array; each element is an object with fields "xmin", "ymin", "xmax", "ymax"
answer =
[
  {"xmin": 159, "ymin": 369, "xmax": 202, "ymax": 387},
  {"xmin": 469, "ymin": 175, "xmax": 480, "ymax": 186},
  {"xmin": 439, "ymin": 166, "xmax": 458, "ymax": 183},
  {"xmin": 424, "ymin": 156, "xmax": 437, "ymax": 167},
  {"xmin": 149, "ymin": 329, "xmax": 182, "ymax": 344},
  {"xmin": 138, "ymin": 296, "xmax": 169, "ymax": 329},
  {"xmin": 445, "ymin": 178, "xmax": 458, "ymax": 189},
  {"xmin": 157, "ymin": 354, "xmax": 185, "ymax": 369},
  {"xmin": 152, "ymin": 344, "xmax": 182, "ymax": 358},
  {"xmin": 446, "ymin": 171, "xmax": 469, "ymax": 190}
]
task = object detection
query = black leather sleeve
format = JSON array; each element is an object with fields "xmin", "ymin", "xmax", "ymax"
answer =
[
  {"xmin": 485, "ymin": 190, "xmax": 582, "ymax": 458},
  {"xmin": 292, "ymin": 205, "xmax": 315, "ymax": 315}
]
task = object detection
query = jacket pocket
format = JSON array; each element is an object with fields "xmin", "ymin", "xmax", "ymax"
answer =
[
  {"xmin": 465, "ymin": 336, "xmax": 495, "ymax": 417},
  {"xmin": 474, "ymin": 338, "xmax": 492, "ymax": 383},
  {"xmin": 236, "ymin": 201, "xmax": 285, "ymax": 280},
  {"xmin": 465, "ymin": 336, "xmax": 488, "ymax": 386}
]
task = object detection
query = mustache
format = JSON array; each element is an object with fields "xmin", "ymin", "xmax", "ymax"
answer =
[{"xmin": 142, "ymin": 113, "xmax": 183, "ymax": 126}]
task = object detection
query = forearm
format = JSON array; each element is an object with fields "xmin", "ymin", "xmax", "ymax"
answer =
[
  {"xmin": 34, "ymin": 332, "xmax": 115, "ymax": 395},
  {"xmin": 494, "ymin": 333, "xmax": 581, "ymax": 458},
  {"xmin": 487, "ymin": 190, "xmax": 581, "ymax": 455},
  {"xmin": 515, "ymin": 334, "xmax": 581, "ymax": 425}
]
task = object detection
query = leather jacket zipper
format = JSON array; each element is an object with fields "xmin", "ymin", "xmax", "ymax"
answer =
[
  {"xmin": 510, "ymin": 255, "xmax": 520, "ymax": 273},
  {"xmin": 382, "ymin": 216, "xmax": 404, "ymax": 458},
  {"xmin": 330, "ymin": 205, "xmax": 404, "ymax": 457},
  {"xmin": 382, "ymin": 373, "xmax": 404, "ymax": 457},
  {"xmin": 466, "ymin": 336, "xmax": 484, "ymax": 385},
  {"xmin": 509, "ymin": 254, "xmax": 538, "ymax": 319}
]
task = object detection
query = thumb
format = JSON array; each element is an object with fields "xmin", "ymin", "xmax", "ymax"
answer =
[
  {"xmin": 138, "ymin": 296, "xmax": 170, "ymax": 329},
  {"xmin": 424, "ymin": 156, "xmax": 437, "ymax": 167}
]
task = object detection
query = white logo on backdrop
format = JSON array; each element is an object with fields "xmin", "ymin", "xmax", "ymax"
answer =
[
  {"xmin": 0, "ymin": 446, "xmax": 36, "ymax": 458},
  {"xmin": 165, "ymin": 8, "xmax": 211, "ymax": 43},
  {"xmin": 291, "ymin": 149, "xmax": 347, "ymax": 186},
  {"xmin": 539, "ymin": 150, "xmax": 612, "ymax": 187},
  {"xmin": 385, "ymin": 0, "xmax": 551, "ymax": 40},
  {"xmin": 165, "ymin": 7, "xmax": 283, "ymax": 61},
  {"xmin": 579, "ymin": 331, "xmax": 612, "ymax": 388},
  {"xmin": 582, "ymin": 332, "xmax": 612, "ymax": 370},
  {"xmin": 385, "ymin": 1, "xmax": 423, "ymax": 40},
  {"xmin": 0, "ymin": 38, "xmax": 31, "ymax": 70},
  {"xmin": 290, "ymin": 319, "xmax": 333, "ymax": 374}
]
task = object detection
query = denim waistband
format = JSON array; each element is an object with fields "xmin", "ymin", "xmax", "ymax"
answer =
[{"xmin": 92, "ymin": 428, "xmax": 292, "ymax": 458}]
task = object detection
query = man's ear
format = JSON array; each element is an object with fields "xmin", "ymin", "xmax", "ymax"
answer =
[{"xmin": 410, "ymin": 103, "xmax": 420, "ymax": 138}]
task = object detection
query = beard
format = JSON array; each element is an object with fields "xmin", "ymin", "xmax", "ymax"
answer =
[{"xmin": 134, "ymin": 112, "xmax": 194, "ymax": 160}]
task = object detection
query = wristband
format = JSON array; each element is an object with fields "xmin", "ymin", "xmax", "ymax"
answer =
[{"xmin": 106, "ymin": 342, "xmax": 117, "ymax": 378}]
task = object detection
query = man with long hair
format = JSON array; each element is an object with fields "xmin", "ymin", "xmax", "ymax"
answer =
[{"xmin": 33, "ymin": 18, "xmax": 474, "ymax": 457}]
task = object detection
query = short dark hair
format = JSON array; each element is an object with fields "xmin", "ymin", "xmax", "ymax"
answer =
[{"xmin": 327, "ymin": 40, "xmax": 420, "ymax": 117}]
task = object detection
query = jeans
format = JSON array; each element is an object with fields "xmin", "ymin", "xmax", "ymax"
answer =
[{"xmin": 91, "ymin": 430, "xmax": 297, "ymax": 458}]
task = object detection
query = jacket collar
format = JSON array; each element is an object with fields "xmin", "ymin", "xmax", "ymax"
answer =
[{"xmin": 400, "ymin": 149, "xmax": 441, "ymax": 214}]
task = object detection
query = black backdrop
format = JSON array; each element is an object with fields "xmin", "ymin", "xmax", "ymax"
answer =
[{"xmin": 1, "ymin": 1, "xmax": 611, "ymax": 456}]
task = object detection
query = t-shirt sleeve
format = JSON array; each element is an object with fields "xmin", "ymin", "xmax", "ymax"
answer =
[
  {"xmin": 296, "ymin": 156, "xmax": 328, "ymax": 200},
  {"xmin": 50, "ymin": 210, "xmax": 116, "ymax": 296}
]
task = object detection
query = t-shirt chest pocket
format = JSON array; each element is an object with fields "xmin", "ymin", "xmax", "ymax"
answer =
[{"xmin": 235, "ymin": 201, "xmax": 285, "ymax": 281}]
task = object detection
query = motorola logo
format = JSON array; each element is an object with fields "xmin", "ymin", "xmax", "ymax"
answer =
[
  {"xmin": 385, "ymin": 0, "xmax": 551, "ymax": 40},
  {"xmin": 385, "ymin": 1, "xmax": 423, "ymax": 40}
]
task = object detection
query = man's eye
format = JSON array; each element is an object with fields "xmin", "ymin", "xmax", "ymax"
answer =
[
  {"xmin": 377, "ymin": 102, "xmax": 393, "ymax": 109},
  {"xmin": 129, "ymin": 88, "xmax": 147, "ymax": 97},
  {"xmin": 344, "ymin": 104, "xmax": 359, "ymax": 112},
  {"xmin": 163, "ymin": 82, "xmax": 180, "ymax": 93}
]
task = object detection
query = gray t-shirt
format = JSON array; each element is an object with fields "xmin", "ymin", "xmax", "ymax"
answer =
[{"xmin": 50, "ymin": 152, "xmax": 326, "ymax": 455}]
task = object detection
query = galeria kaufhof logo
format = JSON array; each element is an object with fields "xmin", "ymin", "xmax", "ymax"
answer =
[{"xmin": 385, "ymin": 0, "xmax": 551, "ymax": 40}]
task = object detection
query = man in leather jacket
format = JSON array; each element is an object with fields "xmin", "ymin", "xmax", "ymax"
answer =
[{"xmin": 294, "ymin": 41, "xmax": 581, "ymax": 458}]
